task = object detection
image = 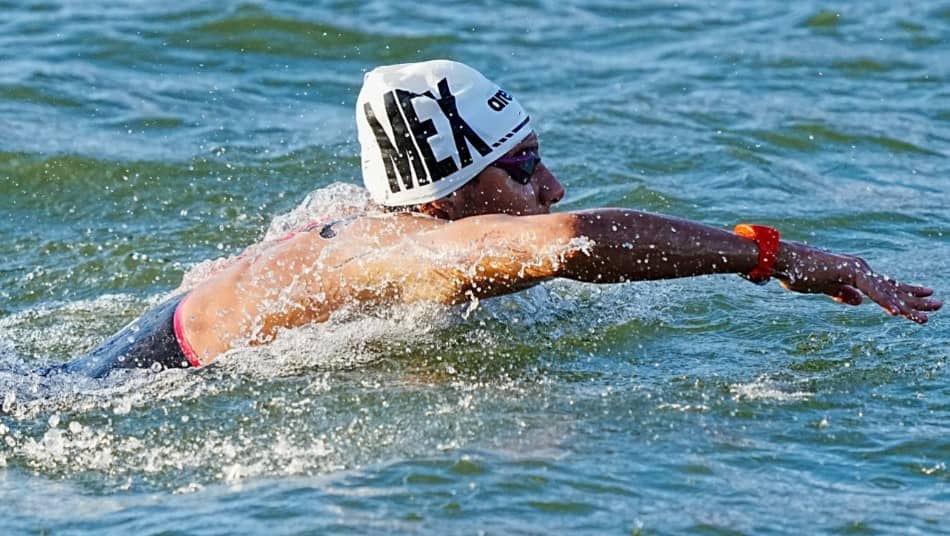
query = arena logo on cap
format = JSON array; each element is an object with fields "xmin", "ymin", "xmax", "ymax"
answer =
[
  {"xmin": 487, "ymin": 89, "xmax": 513, "ymax": 111},
  {"xmin": 363, "ymin": 78, "xmax": 492, "ymax": 194}
]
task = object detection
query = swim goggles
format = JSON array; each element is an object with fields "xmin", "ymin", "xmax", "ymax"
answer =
[{"xmin": 490, "ymin": 151, "xmax": 541, "ymax": 185}]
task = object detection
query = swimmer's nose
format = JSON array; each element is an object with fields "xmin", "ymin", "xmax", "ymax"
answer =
[{"xmin": 536, "ymin": 162, "xmax": 565, "ymax": 207}]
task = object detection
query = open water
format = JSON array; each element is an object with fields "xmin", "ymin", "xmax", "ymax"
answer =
[{"xmin": 1, "ymin": 1, "xmax": 948, "ymax": 534}]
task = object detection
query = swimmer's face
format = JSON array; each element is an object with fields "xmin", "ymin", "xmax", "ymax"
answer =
[{"xmin": 441, "ymin": 133, "xmax": 565, "ymax": 219}]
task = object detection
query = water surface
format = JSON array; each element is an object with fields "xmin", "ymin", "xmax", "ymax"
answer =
[{"xmin": 1, "ymin": 1, "xmax": 948, "ymax": 534}]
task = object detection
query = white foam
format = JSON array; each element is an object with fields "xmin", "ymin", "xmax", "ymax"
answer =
[
  {"xmin": 0, "ymin": 183, "xmax": 678, "ymax": 487},
  {"xmin": 0, "ymin": 293, "xmax": 149, "ymax": 369},
  {"xmin": 729, "ymin": 375, "xmax": 812, "ymax": 402},
  {"xmin": 215, "ymin": 302, "xmax": 453, "ymax": 377}
]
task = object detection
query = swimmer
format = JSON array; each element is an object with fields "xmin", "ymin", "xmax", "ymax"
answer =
[{"xmin": 50, "ymin": 60, "xmax": 941, "ymax": 377}]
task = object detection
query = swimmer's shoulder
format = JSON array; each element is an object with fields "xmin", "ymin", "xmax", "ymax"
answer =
[{"xmin": 321, "ymin": 212, "xmax": 448, "ymax": 243}]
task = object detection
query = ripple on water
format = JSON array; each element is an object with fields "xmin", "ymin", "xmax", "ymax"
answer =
[
  {"xmin": 168, "ymin": 4, "xmax": 457, "ymax": 61},
  {"xmin": 803, "ymin": 9, "xmax": 842, "ymax": 28},
  {"xmin": 0, "ymin": 1, "xmax": 947, "ymax": 532},
  {"xmin": 0, "ymin": 85, "xmax": 83, "ymax": 109},
  {"xmin": 744, "ymin": 122, "xmax": 942, "ymax": 158}
]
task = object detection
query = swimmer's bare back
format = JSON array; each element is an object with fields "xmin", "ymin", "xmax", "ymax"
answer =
[
  {"xmin": 179, "ymin": 212, "xmax": 448, "ymax": 364},
  {"xmin": 177, "ymin": 210, "xmax": 940, "ymax": 366}
]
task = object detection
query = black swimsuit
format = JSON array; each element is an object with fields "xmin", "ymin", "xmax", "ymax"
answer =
[{"xmin": 42, "ymin": 294, "xmax": 192, "ymax": 378}]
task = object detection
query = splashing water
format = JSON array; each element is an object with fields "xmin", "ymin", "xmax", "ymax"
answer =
[
  {"xmin": 178, "ymin": 182, "xmax": 383, "ymax": 292},
  {"xmin": 0, "ymin": 182, "xmax": 673, "ymax": 484}
]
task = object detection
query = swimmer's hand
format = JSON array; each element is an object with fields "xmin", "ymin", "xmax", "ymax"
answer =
[{"xmin": 774, "ymin": 242, "xmax": 941, "ymax": 324}]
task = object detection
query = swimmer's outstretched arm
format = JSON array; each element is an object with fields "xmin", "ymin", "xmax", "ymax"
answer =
[{"xmin": 383, "ymin": 210, "xmax": 941, "ymax": 324}]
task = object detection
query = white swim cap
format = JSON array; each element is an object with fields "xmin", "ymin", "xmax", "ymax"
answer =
[{"xmin": 356, "ymin": 60, "xmax": 531, "ymax": 207}]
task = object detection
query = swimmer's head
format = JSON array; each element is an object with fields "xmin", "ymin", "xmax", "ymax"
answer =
[{"xmin": 357, "ymin": 60, "xmax": 532, "ymax": 207}]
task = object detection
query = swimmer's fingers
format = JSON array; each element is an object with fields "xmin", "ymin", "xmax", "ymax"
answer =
[
  {"xmin": 777, "ymin": 266, "xmax": 942, "ymax": 323},
  {"xmin": 855, "ymin": 272, "xmax": 942, "ymax": 324},
  {"xmin": 892, "ymin": 281, "xmax": 935, "ymax": 298}
]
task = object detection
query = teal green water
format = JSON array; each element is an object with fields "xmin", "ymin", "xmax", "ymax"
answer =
[{"xmin": 1, "ymin": 1, "xmax": 948, "ymax": 534}]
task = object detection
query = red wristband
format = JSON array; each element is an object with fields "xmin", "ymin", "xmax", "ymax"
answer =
[{"xmin": 734, "ymin": 224, "xmax": 781, "ymax": 284}]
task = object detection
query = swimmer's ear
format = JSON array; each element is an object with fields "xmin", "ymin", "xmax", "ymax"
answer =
[{"xmin": 416, "ymin": 200, "xmax": 452, "ymax": 220}]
